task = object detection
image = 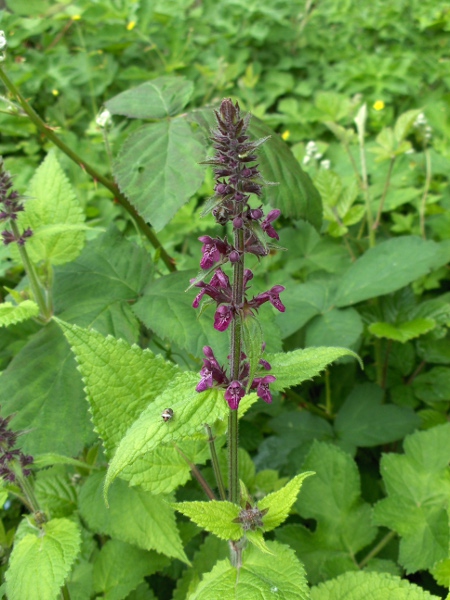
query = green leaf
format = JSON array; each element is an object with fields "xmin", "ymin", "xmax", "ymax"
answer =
[
  {"xmin": 259, "ymin": 472, "xmax": 314, "ymax": 532},
  {"xmin": 245, "ymin": 530, "xmax": 274, "ymax": 555},
  {"xmin": 334, "ymin": 384, "xmax": 420, "ymax": 449},
  {"xmin": 275, "ymin": 280, "xmax": 330, "ymax": 339},
  {"xmin": 431, "ymin": 558, "xmax": 450, "ymax": 589},
  {"xmin": 79, "ymin": 470, "xmax": 188, "ymax": 564},
  {"xmin": 373, "ymin": 423, "xmax": 450, "ymax": 572},
  {"xmin": 304, "ymin": 308, "xmax": 363, "ymax": 348},
  {"xmin": 132, "ymin": 270, "xmax": 230, "ymax": 360},
  {"xmin": 105, "ymin": 76, "xmax": 194, "ymax": 119},
  {"xmin": 175, "ymin": 501, "xmax": 242, "ymax": 541},
  {"xmin": 412, "ymin": 367, "xmax": 450, "ymax": 402},
  {"xmin": 6, "ymin": 518, "xmax": 81, "ymax": 600},
  {"xmin": 14, "ymin": 151, "xmax": 85, "ymax": 265},
  {"xmin": 0, "ymin": 321, "xmax": 93, "ymax": 456},
  {"xmin": 368, "ymin": 318, "xmax": 435, "ymax": 342},
  {"xmin": 54, "ymin": 226, "xmax": 154, "ymax": 342},
  {"xmin": 34, "ymin": 466, "xmax": 77, "ymax": 518},
  {"xmin": 113, "ymin": 119, "xmax": 205, "ymax": 232},
  {"xmin": 314, "ymin": 169, "xmax": 342, "ymax": 208},
  {"xmin": 267, "ymin": 347, "xmax": 362, "ymax": 392},
  {"xmin": 188, "ymin": 541, "xmax": 309, "ymax": 600},
  {"xmin": 277, "ymin": 441, "xmax": 376, "ymax": 584},
  {"xmin": 0, "ymin": 300, "xmax": 39, "ymax": 327},
  {"xmin": 394, "ymin": 109, "xmax": 423, "ymax": 143},
  {"xmin": 334, "ymin": 237, "xmax": 450, "ymax": 307},
  {"xmin": 56, "ymin": 319, "xmax": 181, "ymax": 455},
  {"xmin": 104, "ymin": 372, "xmax": 228, "ymax": 498},
  {"xmin": 310, "ymin": 571, "xmax": 441, "ymax": 600},
  {"xmin": 93, "ymin": 539, "xmax": 166, "ymax": 600}
]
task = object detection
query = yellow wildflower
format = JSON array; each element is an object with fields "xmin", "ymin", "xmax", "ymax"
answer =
[
  {"xmin": 281, "ymin": 130, "xmax": 290, "ymax": 141},
  {"xmin": 72, "ymin": 15, "xmax": 81, "ymax": 21},
  {"xmin": 373, "ymin": 100, "xmax": 385, "ymax": 111},
  {"xmin": 52, "ymin": 89, "xmax": 59, "ymax": 96},
  {"xmin": 127, "ymin": 21, "xmax": 136, "ymax": 31}
]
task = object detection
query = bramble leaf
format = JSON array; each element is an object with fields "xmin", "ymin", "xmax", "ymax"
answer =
[
  {"xmin": 6, "ymin": 518, "xmax": 81, "ymax": 600},
  {"xmin": 259, "ymin": 472, "xmax": 314, "ymax": 532},
  {"xmin": 0, "ymin": 300, "xmax": 39, "ymax": 327},
  {"xmin": 175, "ymin": 501, "xmax": 242, "ymax": 541}
]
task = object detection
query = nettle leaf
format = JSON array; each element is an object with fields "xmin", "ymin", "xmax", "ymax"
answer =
[
  {"xmin": 334, "ymin": 384, "xmax": 420, "ymax": 450},
  {"xmin": 310, "ymin": 571, "xmax": 441, "ymax": 600},
  {"xmin": 54, "ymin": 226, "xmax": 154, "ymax": 342},
  {"xmin": 175, "ymin": 501, "xmax": 242, "ymax": 541},
  {"xmin": 368, "ymin": 318, "xmax": 436, "ymax": 343},
  {"xmin": 276, "ymin": 441, "xmax": 377, "ymax": 584},
  {"xmin": 373, "ymin": 423, "xmax": 450, "ymax": 573},
  {"xmin": 0, "ymin": 300, "xmax": 39, "ymax": 327},
  {"xmin": 93, "ymin": 539, "xmax": 167, "ymax": 600},
  {"xmin": 133, "ymin": 270, "xmax": 230, "ymax": 361},
  {"xmin": 113, "ymin": 119, "xmax": 205, "ymax": 232},
  {"xmin": 56, "ymin": 320, "xmax": 181, "ymax": 456},
  {"xmin": 188, "ymin": 541, "xmax": 309, "ymax": 600},
  {"xmin": 334, "ymin": 237, "xmax": 450, "ymax": 307},
  {"xmin": 6, "ymin": 518, "xmax": 81, "ymax": 600},
  {"xmin": 432, "ymin": 558, "xmax": 450, "ymax": 588},
  {"xmin": 79, "ymin": 470, "xmax": 188, "ymax": 564},
  {"xmin": 267, "ymin": 347, "xmax": 362, "ymax": 392},
  {"xmin": 104, "ymin": 372, "xmax": 228, "ymax": 498},
  {"xmin": 13, "ymin": 151, "xmax": 85, "ymax": 265},
  {"xmin": 105, "ymin": 76, "xmax": 194, "ymax": 119},
  {"xmin": 245, "ymin": 530, "xmax": 273, "ymax": 555},
  {"xmin": 0, "ymin": 321, "xmax": 93, "ymax": 456},
  {"xmin": 34, "ymin": 466, "xmax": 77, "ymax": 518},
  {"xmin": 259, "ymin": 472, "xmax": 314, "ymax": 532}
]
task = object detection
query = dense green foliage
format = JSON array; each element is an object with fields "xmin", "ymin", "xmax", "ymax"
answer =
[{"xmin": 0, "ymin": 0, "xmax": 450, "ymax": 599}]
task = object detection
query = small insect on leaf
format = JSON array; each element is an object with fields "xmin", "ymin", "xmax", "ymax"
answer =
[{"xmin": 161, "ymin": 408, "xmax": 174, "ymax": 422}]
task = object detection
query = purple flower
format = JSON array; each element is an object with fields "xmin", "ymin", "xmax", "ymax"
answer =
[
  {"xmin": 250, "ymin": 285, "xmax": 286, "ymax": 313},
  {"xmin": 196, "ymin": 346, "xmax": 229, "ymax": 392},
  {"xmin": 251, "ymin": 375, "xmax": 276, "ymax": 404},
  {"xmin": 214, "ymin": 304, "xmax": 234, "ymax": 332},
  {"xmin": 198, "ymin": 236, "xmax": 230, "ymax": 269},
  {"xmin": 261, "ymin": 209, "xmax": 281, "ymax": 240},
  {"xmin": 224, "ymin": 380, "xmax": 246, "ymax": 410}
]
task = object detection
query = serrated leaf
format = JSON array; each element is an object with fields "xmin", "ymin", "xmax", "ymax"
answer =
[
  {"xmin": 432, "ymin": 558, "xmax": 450, "ymax": 588},
  {"xmin": 412, "ymin": 366, "xmax": 450, "ymax": 402},
  {"xmin": 394, "ymin": 109, "xmax": 423, "ymax": 143},
  {"xmin": 314, "ymin": 169, "xmax": 342, "ymax": 208},
  {"xmin": 368, "ymin": 318, "xmax": 435, "ymax": 342},
  {"xmin": 56, "ymin": 319, "xmax": 181, "ymax": 456},
  {"xmin": 245, "ymin": 530, "xmax": 274, "ymax": 554},
  {"xmin": 14, "ymin": 151, "xmax": 85, "ymax": 265},
  {"xmin": 93, "ymin": 540, "xmax": 166, "ymax": 600},
  {"xmin": 175, "ymin": 501, "xmax": 242, "ymax": 541},
  {"xmin": 0, "ymin": 300, "xmax": 39, "ymax": 327},
  {"xmin": 6, "ymin": 518, "xmax": 81, "ymax": 600},
  {"xmin": 267, "ymin": 347, "xmax": 362, "ymax": 392},
  {"xmin": 259, "ymin": 472, "xmax": 314, "ymax": 532},
  {"xmin": 0, "ymin": 321, "xmax": 94, "ymax": 456},
  {"xmin": 133, "ymin": 270, "xmax": 230, "ymax": 361},
  {"xmin": 188, "ymin": 541, "xmax": 309, "ymax": 600},
  {"xmin": 334, "ymin": 383, "xmax": 420, "ymax": 449},
  {"xmin": 113, "ymin": 119, "xmax": 205, "ymax": 231},
  {"xmin": 373, "ymin": 424, "xmax": 450, "ymax": 573},
  {"xmin": 334, "ymin": 237, "xmax": 450, "ymax": 307},
  {"xmin": 104, "ymin": 373, "xmax": 228, "ymax": 498},
  {"xmin": 310, "ymin": 570, "xmax": 441, "ymax": 600},
  {"xmin": 105, "ymin": 76, "xmax": 194, "ymax": 119},
  {"xmin": 34, "ymin": 466, "xmax": 77, "ymax": 518},
  {"xmin": 79, "ymin": 470, "xmax": 188, "ymax": 564}
]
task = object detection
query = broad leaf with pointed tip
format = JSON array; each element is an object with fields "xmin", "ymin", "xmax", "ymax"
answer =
[{"xmin": 0, "ymin": 300, "xmax": 39, "ymax": 327}]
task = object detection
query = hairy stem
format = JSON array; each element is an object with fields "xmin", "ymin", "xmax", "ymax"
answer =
[
  {"xmin": 373, "ymin": 157, "xmax": 395, "ymax": 230},
  {"xmin": 205, "ymin": 424, "xmax": 226, "ymax": 501},
  {"xmin": 174, "ymin": 444, "xmax": 216, "ymax": 500},
  {"xmin": 0, "ymin": 66, "xmax": 176, "ymax": 273},
  {"xmin": 420, "ymin": 147, "xmax": 431, "ymax": 239},
  {"xmin": 358, "ymin": 530, "xmax": 397, "ymax": 568}
]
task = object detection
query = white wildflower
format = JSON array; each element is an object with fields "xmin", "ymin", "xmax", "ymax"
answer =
[
  {"xmin": 96, "ymin": 108, "xmax": 112, "ymax": 128},
  {"xmin": 320, "ymin": 159, "xmax": 331, "ymax": 169}
]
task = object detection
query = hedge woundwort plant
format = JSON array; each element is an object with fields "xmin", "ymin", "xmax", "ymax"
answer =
[{"xmin": 191, "ymin": 99, "xmax": 284, "ymax": 513}]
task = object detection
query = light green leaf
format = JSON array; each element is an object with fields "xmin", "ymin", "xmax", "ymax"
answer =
[
  {"xmin": 93, "ymin": 540, "xmax": 166, "ymax": 600},
  {"xmin": 368, "ymin": 318, "xmax": 435, "ymax": 342},
  {"xmin": 79, "ymin": 470, "xmax": 188, "ymax": 564},
  {"xmin": 133, "ymin": 270, "xmax": 230, "ymax": 361},
  {"xmin": 394, "ymin": 109, "xmax": 423, "ymax": 143},
  {"xmin": 6, "ymin": 518, "xmax": 81, "ymax": 600},
  {"xmin": 373, "ymin": 423, "xmax": 450, "ymax": 572},
  {"xmin": 335, "ymin": 237, "xmax": 450, "ymax": 307},
  {"xmin": 175, "ymin": 501, "xmax": 242, "ymax": 541},
  {"xmin": 245, "ymin": 530, "xmax": 274, "ymax": 555},
  {"xmin": 431, "ymin": 558, "xmax": 450, "ymax": 589},
  {"xmin": 311, "ymin": 571, "xmax": 441, "ymax": 600},
  {"xmin": 33, "ymin": 453, "xmax": 96, "ymax": 470},
  {"xmin": 314, "ymin": 169, "xmax": 342, "ymax": 208},
  {"xmin": 267, "ymin": 347, "xmax": 362, "ymax": 392},
  {"xmin": 56, "ymin": 319, "xmax": 181, "ymax": 455},
  {"xmin": 189, "ymin": 541, "xmax": 309, "ymax": 600},
  {"xmin": 104, "ymin": 372, "xmax": 227, "ymax": 498},
  {"xmin": 259, "ymin": 472, "xmax": 314, "ymax": 532},
  {"xmin": 0, "ymin": 321, "xmax": 93, "ymax": 456},
  {"xmin": 334, "ymin": 384, "xmax": 420, "ymax": 449},
  {"xmin": 14, "ymin": 151, "xmax": 85, "ymax": 265},
  {"xmin": 0, "ymin": 300, "xmax": 39, "ymax": 327},
  {"xmin": 113, "ymin": 119, "xmax": 205, "ymax": 232},
  {"xmin": 105, "ymin": 76, "xmax": 194, "ymax": 119}
]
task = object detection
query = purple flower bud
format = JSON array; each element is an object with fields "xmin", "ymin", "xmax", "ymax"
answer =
[
  {"xmin": 234, "ymin": 192, "xmax": 245, "ymax": 202},
  {"xmin": 214, "ymin": 304, "xmax": 233, "ymax": 332},
  {"xmin": 215, "ymin": 182, "xmax": 228, "ymax": 195},
  {"xmin": 229, "ymin": 250, "xmax": 240, "ymax": 263},
  {"xmin": 243, "ymin": 269, "xmax": 254, "ymax": 287},
  {"xmin": 250, "ymin": 208, "xmax": 264, "ymax": 220},
  {"xmin": 224, "ymin": 380, "xmax": 246, "ymax": 410},
  {"xmin": 1, "ymin": 230, "xmax": 15, "ymax": 245},
  {"xmin": 233, "ymin": 216, "xmax": 244, "ymax": 229}
]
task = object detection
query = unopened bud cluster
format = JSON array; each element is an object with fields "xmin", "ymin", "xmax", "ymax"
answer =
[
  {"xmin": 0, "ymin": 158, "xmax": 32, "ymax": 246},
  {"xmin": 413, "ymin": 112, "xmax": 432, "ymax": 143},
  {"xmin": 192, "ymin": 99, "xmax": 285, "ymax": 410},
  {"xmin": 0, "ymin": 413, "xmax": 33, "ymax": 483}
]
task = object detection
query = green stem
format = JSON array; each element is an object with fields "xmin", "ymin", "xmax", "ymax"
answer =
[
  {"xmin": 420, "ymin": 147, "xmax": 431, "ymax": 239},
  {"xmin": 355, "ymin": 107, "xmax": 375, "ymax": 247},
  {"xmin": 205, "ymin": 424, "xmax": 226, "ymax": 501},
  {"xmin": 285, "ymin": 389, "xmax": 334, "ymax": 421},
  {"xmin": 373, "ymin": 157, "xmax": 395, "ymax": 230},
  {"xmin": 10, "ymin": 221, "xmax": 52, "ymax": 321},
  {"xmin": 174, "ymin": 444, "xmax": 216, "ymax": 500},
  {"xmin": 61, "ymin": 584, "xmax": 71, "ymax": 600},
  {"xmin": 358, "ymin": 530, "xmax": 396, "ymax": 568},
  {"xmin": 0, "ymin": 66, "xmax": 177, "ymax": 273},
  {"xmin": 324, "ymin": 369, "xmax": 332, "ymax": 416}
]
